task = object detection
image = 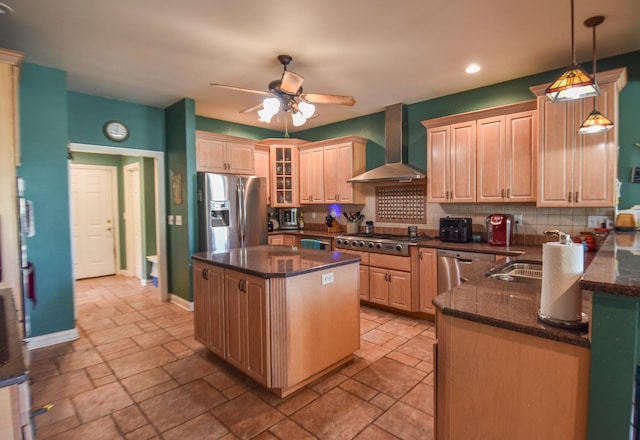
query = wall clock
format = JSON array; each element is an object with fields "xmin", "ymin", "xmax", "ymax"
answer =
[{"xmin": 103, "ymin": 120, "xmax": 129, "ymax": 142}]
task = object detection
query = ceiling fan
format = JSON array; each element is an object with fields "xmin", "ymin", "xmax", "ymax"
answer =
[{"xmin": 211, "ymin": 55, "xmax": 356, "ymax": 126}]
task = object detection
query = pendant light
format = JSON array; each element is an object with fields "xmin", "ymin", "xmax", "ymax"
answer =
[
  {"xmin": 545, "ymin": 0, "xmax": 599, "ymax": 102},
  {"xmin": 578, "ymin": 16, "xmax": 613, "ymax": 134}
]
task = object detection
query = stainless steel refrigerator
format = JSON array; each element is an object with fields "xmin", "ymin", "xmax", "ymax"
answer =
[{"xmin": 197, "ymin": 173, "xmax": 267, "ymax": 253}]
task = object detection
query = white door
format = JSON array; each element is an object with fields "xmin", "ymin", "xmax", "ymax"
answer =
[
  {"xmin": 124, "ymin": 163, "xmax": 142, "ymax": 279},
  {"xmin": 70, "ymin": 165, "xmax": 117, "ymax": 279}
]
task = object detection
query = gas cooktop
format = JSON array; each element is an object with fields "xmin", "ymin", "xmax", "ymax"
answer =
[{"xmin": 334, "ymin": 233, "xmax": 432, "ymax": 255}]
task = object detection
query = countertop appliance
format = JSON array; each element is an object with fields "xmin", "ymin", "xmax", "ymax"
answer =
[
  {"xmin": 278, "ymin": 208, "xmax": 299, "ymax": 230},
  {"xmin": 487, "ymin": 214, "xmax": 514, "ymax": 246},
  {"xmin": 334, "ymin": 233, "xmax": 431, "ymax": 256},
  {"xmin": 439, "ymin": 217, "xmax": 472, "ymax": 243},
  {"xmin": 437, "ymin": 249, "xmax": 497, "ymax": 294},
  {"xmin": 197, "ymin": 173, "xmax": 267, "ymax": 253}
]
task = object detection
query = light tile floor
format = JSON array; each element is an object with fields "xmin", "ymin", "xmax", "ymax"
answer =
[{"xmin": 29, "ymin": 275, "xmax": 436, "ymax": 439}]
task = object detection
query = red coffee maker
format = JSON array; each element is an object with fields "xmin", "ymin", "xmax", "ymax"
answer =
[{"xmin": 486, "ymin": 214, "xmax": 514, "ymax": 246}]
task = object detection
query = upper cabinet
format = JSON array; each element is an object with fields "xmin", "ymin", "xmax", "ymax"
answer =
[
  {"xmin": 423, "ymin": 101, "xmax": 537, "ymax": 204},
  {"xmin": 259, "ymin": 138, "xmax": 303, "ymax": 208},
  {"xmin": 476, "ymin": 111, "xmax": 537, "ymax": 203},
  {"xmin": 254, "ymin": 144, "xmax": 270, "ymax": 205},
  {"xmin": 298, "ymin": 136, "xmax": 367, "ymax": 205},
  {"xmin": 196, "ymin": 130, "xmax": 255, "ymax": 175},
  {"xmin": 530, "ymin": 68, "xmax": 627, "ymax": 208}
]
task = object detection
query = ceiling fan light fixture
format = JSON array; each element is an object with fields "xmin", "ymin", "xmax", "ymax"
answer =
[
  {"xmin": 298, "ymin": 101, "xmax": 315, "ymax": 118},
  {"xmin": 258, "ymin": 107, "xmax": 275, "ymax": 123},
  {"xmin": 578, "ymin": 108, "xmax": 613, "ymax": 134},
  {"xmin": 280, "ymin": 71, "xmax": 304, "ymax": 95},
  {"xmin": 291, "ymin": 111, "xmax": 306, "ymax": 127},
  {"xmin": 545, "ymin": 0, "xmax": 599, "ymax": 102}
]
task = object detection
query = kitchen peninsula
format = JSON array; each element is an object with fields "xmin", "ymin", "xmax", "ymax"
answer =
[{"xmin": 192, "ymin": 245, "xmax": 360, "ymax": 397}]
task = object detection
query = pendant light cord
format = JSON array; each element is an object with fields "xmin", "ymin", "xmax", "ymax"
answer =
[{"xmin": 570, "ymin": 0, "xmax": 576, "ymax": 64}]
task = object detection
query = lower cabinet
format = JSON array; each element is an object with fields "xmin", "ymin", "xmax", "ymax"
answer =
[
  {"xmin": 435, "ymin": 314, "xmax": 589, "ymax": 439},
  {"xmin": 193, "ymin": 261, "xmax": 267, "ymax": 386},
  {"xmin": 369, "ymin": 254, "xmax": 412, "ymax": 312},
  {"xmin": 268, "ymin": 234, "xmax": 297, "ymax": 246},
  {"xmin": 418, "ymin": 248, "xmax": 438, "ymax": 314}
]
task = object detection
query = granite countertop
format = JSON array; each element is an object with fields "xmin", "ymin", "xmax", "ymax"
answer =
[
  {"xmin": 580, "ymin": 231, "xmax": 640, "ymax": 297},
  {"xmin": 417, "ymin": 239, "xmax": 530, "ymax": 257},
  {"xmin": 192, "ymin": 245, "xmax": 360, "ymax": 278},
  {"xmin": 433, "ymin": 258, "xmax": 592, "ymax": 348},
  {"xmin": 0, "ymin": 288, "xmax": 28, "ymax": 388}
]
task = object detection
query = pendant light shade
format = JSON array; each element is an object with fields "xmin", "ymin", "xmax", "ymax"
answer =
[
  {"xmin": 578, "ymin": 15, "xmax": 612, "ymax": 134},
  {"xmin": 545, "ymin": 0, "xmax": 599, "ymax": 102}
]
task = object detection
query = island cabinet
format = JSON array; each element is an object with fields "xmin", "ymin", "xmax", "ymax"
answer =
[
  {"xmin": 298, "ymin": 136, "xmax": 367, "ymax": 205},
  {"xmin": 195, "ymin": 131, "xmax": 255, "ymax": 175},
  {"xmin": 476, "ymin": 110, "xmax": 537, "ymax": 203},
  {"xmin": 529, "ymin": 68, "xmax": 627, "ymax": 208},
  {"xmin": 435, "ymin": 314, "xmax": 590, "ymax": 440},
  {"xmin": 192, "ymin": 247, "xmax": 360, "ymax": 397}
]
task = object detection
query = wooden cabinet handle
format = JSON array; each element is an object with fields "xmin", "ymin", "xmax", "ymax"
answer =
[
  {"xmin": 568, "ymin": 192, "xmax": 572, "ymax": 203},
  {"xmin": 506, "ymin": 188, "xmax": 510, "ymax": 199},
  {"xmin": 419, "ymin": 250, "xmax": 423, "ymax": 260},
  {"xmin": 575, "ymin": 192, "xmax": 579, "ymax": 202},
  {"xmin": 202, "ymin": 268, "xmax": 209, "ymax": 280},
  {"xmin": 501, "ymin": 189, "xmax": 505, "ymax": 199}
]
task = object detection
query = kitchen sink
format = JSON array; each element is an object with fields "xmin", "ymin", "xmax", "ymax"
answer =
[{"xmin": 486, "ymin": 260, "xmax": 542, "ymax": 285}]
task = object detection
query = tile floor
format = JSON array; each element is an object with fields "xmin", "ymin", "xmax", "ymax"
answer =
[{"xmin": 29, "ymin": 275, "xmax": 436, "ymax": 439}]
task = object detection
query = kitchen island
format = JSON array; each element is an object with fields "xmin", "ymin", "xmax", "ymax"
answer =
[{"xmin": 192, "ymin": 245, "xmax": 360, "ymax": 397}]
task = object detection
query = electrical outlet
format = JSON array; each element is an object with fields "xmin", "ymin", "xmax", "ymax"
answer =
[
  {"xmin": 587, "ymin": 215, "xmax": 608, "ymax": 228},
  {"xmin": 322, "ymin": 272, "xmax": 334, "ymax": 285},
  {"xmin": 514, "ymin": 214, "xmax": 523, "ymax": 225}
]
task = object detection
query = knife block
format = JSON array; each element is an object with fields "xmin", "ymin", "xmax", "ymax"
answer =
[{"xmin": 327, "ymin": 219, "xmax": 344, "ymax": 233}]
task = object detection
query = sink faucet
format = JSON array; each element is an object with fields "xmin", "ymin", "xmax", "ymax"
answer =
[{"xmin": 543, "ymin": 229, "xmax": 572, "ymax": 244}]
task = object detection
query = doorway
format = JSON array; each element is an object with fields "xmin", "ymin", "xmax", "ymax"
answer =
[
  {"xmin": 124, "ymin": 162, "xmax": 143, "ymax": 279},
  {"xmin": 68, "ymin": 143, "xmax": 168, "ymax": 302}
]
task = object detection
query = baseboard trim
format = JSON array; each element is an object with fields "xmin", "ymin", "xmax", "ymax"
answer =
[
  {"xmin": 27, "ymin": 328, "xmax": 79, "ymax": 350},
  {"xmin": 170, "ymin": 294, "xmax": 193, "ymax": 311}
]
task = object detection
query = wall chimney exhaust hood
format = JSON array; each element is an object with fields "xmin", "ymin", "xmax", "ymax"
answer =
[{"xmin": 348, "ymin": 103, "xmax": 425, "ymax": 183}]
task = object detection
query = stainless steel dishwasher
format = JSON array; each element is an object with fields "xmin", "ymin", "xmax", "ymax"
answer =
[{"xmin": 437, "ymin": 249, "xmax": 497, "ymax": 294}]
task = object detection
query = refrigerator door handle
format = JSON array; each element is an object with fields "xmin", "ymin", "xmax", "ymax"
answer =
[
  {"xmin": 236, "ymin": 181, "xmax": 243, "ymax": 245},
  {"xmin": 240, "ymin": 181, "xmax": 246, "ymax": 244}
]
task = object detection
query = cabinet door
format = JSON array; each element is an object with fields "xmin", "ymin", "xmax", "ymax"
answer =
[
  {"xmin": 227, "ymin": 141, "xmax": 255, "ymax": 175},
  {"xmin": 369, "ymin": 267, "xmax": 389, "ymax": 306},
  {"xmin": 224, "ymin": 270, "xmax": 245, "ymax": 371},
  {"xmin": 254, "ymin": 147, "xmax": 270, "ymax": 205},
  {"xmin": 537, "ymin": 97, "xmax": 574, "ymax": 207},
  {"xmin": 506, "ymin": 110, "xmax": 537, "ymax": 202},
  {"xmin": 271, "ymin": 145, "xmax": 299, "ymax": 207},
  {"xmin": 323, "ymin": 144, "xmax": 339, "ymax": 203},
  {"xmin": 476, "ymin": 116, "xmax": 506, "ymax": 202},
  {"xmin": 193, "ymin": 261, "xmax": 210, "ymax": 346},
  {"xmin": 450, "ymin": 121, "xmax": 476, "ymax": 202},
  {"xmin": 388, "ymin": 269, "xmax": 412, "ymax": 311},
  {"xmin": 427, "ymin": 126, "xmax": 450, "ymax": 202},
  {"xmin": 298, "ymin": 148, "xmax": 312, "ymax": 204},
  {"xmin": 244, "ymin": 274, "xmax": 268, "ymax": 385},
  {"xmin": 309, "ymin": 147, "xmax": 325, "ymax": 203},
  {"xmin": 418, "ymin": 248, "xmax": 438, "ymax": 314},
  {"xmin": 196, "ymin": 138, "xmax": 227, "ymax": 173},
  {"xmin": 359, "ymin": 265, "xmax": 370, "ymax": 301},
  {"xmin": 207, "ymin": 266, "xmax": 225, "ymax": 357},
  {"xmin": 283, "ymin": 235, "xmax": 297, "ymax": 246},
  {"xmin": 574, "ymin": 83, "xmax": 617, "ymax": 207},
  {"xmin": 268, "ymin": 235, "xmax": 284, "ymax": 245}
]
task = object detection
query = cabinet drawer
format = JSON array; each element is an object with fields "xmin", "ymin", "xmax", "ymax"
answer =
[
  {"xmin": 335, "ymin": 248, "xmax": 370, "ymax": 265},
  {"xmin": 370, "ymin": 253, "xmax": 411, "ymax": 272}
]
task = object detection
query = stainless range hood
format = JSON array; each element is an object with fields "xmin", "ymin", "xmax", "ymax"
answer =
[{"xmin": 348, "ymin": 103, "xmax": 425, "ymax": 183}]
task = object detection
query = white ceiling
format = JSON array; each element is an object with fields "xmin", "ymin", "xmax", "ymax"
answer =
[{"xmin": 1, "ymin": 0, "xmax": 638, "ymax": 133}]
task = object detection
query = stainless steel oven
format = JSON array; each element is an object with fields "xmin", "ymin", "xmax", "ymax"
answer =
[{"xmin": 437, "ymin": 249, "xmax": 497, "ymax": 294}]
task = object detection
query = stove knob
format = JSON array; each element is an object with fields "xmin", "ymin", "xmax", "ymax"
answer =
[
  {"xmin": 351, "ymin": 240, "xmax": 358, "ymax": 247},
  {"xmin": 368, "ymin": 242, "xmax": 374, "ymax": 248},
  {"xmin": 395, "ymin": 244, "xmax": 402, "ymax": 252},
  {"xmin": 358, "ymin": 241, "xmax": 365, "ymax": 248},
  {"xmin": 336, "ymin": 238, "xmax": 343, "ymax": 246},
  {"xmin": 375, "ymin": 242, "xmax": 382, "ymax": 249}
]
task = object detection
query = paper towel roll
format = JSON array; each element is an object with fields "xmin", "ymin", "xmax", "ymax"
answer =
[{"xmin": 540, "ymin": 242, "xmax": 584, "ymax": 322}]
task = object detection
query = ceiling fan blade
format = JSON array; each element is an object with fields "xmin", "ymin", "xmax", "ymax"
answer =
[
  {"xmin": 210, "ymin": 83, "xmax": 269, "ymax": 96},
  {"xmin": 280, "ymin": 71, "xmax": 304, "ymax": 95},
  {"xmin": 300, "ymin": 93, "xmax": 356, "ymax": 106},
  {"xmin": 240, "ymin": 102, "xmax": 264, "ymax": 114}
]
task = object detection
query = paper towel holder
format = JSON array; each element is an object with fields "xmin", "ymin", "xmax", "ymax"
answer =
[
  {"xmin": 537, "ymin": 311, "xmax": 589, "ymax": 331},
  {"xmin": 544, "ymin": 229, "xmax": 572, "ymax": 244}
]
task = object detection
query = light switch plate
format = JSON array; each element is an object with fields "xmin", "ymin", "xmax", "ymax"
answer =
[
  {"xmin": 168, "ymin": 215, "xmax": 174, "ymax": 225},
  {"xmin": 175, "ymin": 215, "xmax": 182, "ymax": 226}
]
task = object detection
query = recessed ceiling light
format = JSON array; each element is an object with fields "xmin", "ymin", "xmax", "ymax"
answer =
[
  {"xmin": 465, "ymin": 64, "xmax": 481, "ymax": 74},
  {"xmin": 0, "ymin": 2, "xmax": 15, "ymax": 15}
]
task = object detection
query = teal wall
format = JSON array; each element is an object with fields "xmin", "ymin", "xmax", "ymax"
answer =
[
  {"xmin": 68, "ymin": 92, "xmax": 165, "ymax": 150},
  {"xmin": 18, "ymin": 64, "xmax": 74, "ymax": 337},
  {"xmin": 165, "ymin": 99, "xmax": 196, "ymax": 301},
  {"xmin": 70, "ymin": 152, "xmax": 157, "ymax": 276},
  {"xmin": 196, "ymin": 116, "xmax": 282, "ymax": 140}
]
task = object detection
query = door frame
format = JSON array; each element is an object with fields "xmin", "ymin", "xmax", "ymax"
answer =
[
  {"xmin": 69, "ymin": 143, "xmax": 168, "ymax": 302},
  {"xmin": 123, "ymin": 162, "xmax": 142, "ymax": 279},
  {"xmin": 69, "ymin": 163, "xmax": 120, "ymax": 278}
]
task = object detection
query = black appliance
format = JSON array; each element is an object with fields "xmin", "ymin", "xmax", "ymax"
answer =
[{"xmin": 439, "ymin": 217, "xmax": 472, "ymax": 243}]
